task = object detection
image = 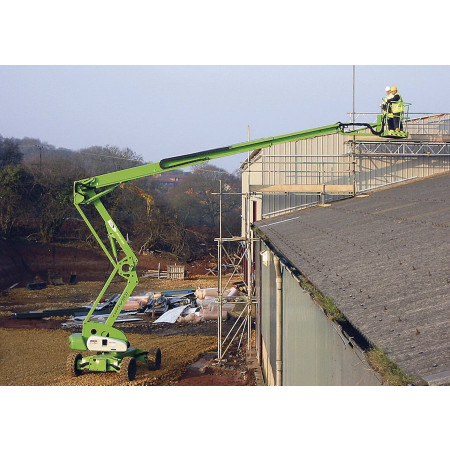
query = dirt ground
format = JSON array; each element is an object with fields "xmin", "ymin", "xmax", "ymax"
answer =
[{"xmin": 0, "ymin": 276, "xmax": 257, "ymax": 386}]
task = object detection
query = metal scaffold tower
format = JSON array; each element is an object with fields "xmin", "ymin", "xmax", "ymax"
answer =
[{"xmin": 214, "ymin": 181, "xmax": 257, "ymax": 360}]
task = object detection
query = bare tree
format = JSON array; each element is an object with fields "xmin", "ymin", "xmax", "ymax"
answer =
[
  {"xmin": 0, "ymin": 138, "xmax": 23, "ymax": 169},
  {"xmin": 0, "ymin": 165, "xmax": 36, "ymax": 237}
]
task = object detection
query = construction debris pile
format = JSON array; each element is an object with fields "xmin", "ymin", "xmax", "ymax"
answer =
[{"xmin": 11, "ymin": 283, "xmax": 246, "ymax": 326}]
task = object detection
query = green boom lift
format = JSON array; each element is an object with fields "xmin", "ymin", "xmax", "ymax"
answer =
[{"xmin": 67, "ymin": 115, "xmax": 408, "ymax": 381}]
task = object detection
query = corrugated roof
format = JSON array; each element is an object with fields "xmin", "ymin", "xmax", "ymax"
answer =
[{"xmin": 254, "ymin": 172, "xmax": 450, "ymax": 384}]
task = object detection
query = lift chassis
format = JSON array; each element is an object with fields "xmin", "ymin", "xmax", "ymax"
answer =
[{"xmin": 67, "ymin": 115, "xmax": 407, "ymax": 381}]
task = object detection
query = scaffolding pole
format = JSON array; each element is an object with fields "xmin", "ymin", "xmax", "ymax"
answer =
[
  {"xmin": 214, "ymin": 187, "xmax": 257, "ymax": 361},
  {"xmin": 217, "ymin": 180, "xmax": 223, "ymax": 359}
]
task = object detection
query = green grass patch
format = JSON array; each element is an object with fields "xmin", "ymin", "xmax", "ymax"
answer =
[
  {"xmin": 366, "ymin": 347, "xmax": 419, "ymax": 386},
  {"xmin": 296, "ymin": 273, "xmax": 346, "ymax": 324}
]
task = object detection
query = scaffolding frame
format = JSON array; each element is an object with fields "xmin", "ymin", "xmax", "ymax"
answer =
[
  {"xmin": 349, "ymin": 141, "xmax": 450, "ymax": 155},
  {"xmin": 214, "ymin": 182, "xmax": 258, "ymax": 361}
]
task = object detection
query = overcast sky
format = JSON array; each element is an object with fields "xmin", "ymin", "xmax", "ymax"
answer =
[
  {"xmin": 1, "ymin": 2, "xmax": 449, "ymax": 174},
  {"xmin": 1, "ymin": 65, "xmax": 449, "ymax": 172}
]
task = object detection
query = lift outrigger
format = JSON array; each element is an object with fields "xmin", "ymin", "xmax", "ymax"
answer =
[{"xmin": 67, "ymin": 111, "xmax": 409, "ymax": 381}]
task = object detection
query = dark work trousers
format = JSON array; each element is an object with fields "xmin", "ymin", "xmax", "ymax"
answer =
[{"xmin": 388, "ymin": 116, "xmax": 402, "ymax": 131}]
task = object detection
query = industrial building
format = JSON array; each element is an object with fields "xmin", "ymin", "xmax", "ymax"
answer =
[{"xmin": 240, "ymin": 113, "xmax": 450, "ymax": 385}]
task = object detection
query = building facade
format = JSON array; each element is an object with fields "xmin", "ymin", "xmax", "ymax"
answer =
[{"xmin": 241, "ymin": 114, "xmax": 450, "ymax": 385}]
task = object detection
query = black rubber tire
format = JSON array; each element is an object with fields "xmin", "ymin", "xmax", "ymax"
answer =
[
  {"xmin": 66, "ymin": 353, "xmax": 83, "ymax": 377},
  {"xmin": 120, "ymin": 356, "xmax": 137, "ymax": 381},
  {"xmin": 146, "ymin": 347, "xmax": 162, "ymax": 371}
]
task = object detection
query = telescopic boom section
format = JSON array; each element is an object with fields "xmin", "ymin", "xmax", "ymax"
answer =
[
  {"xmin": 74, "ymin": 123, "xmax": 346, "ymax": 193},
  {"xmin": 72, "ymin": 122, "xmax": 357, "ymax": 340}
]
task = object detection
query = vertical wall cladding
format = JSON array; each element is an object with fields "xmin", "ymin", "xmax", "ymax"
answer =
[
  {"xmin": 283, "ymin": 268, "xmax": 381, "ymax": 386},
  {"xmin": 354, "ymin": 143, "xmax": 450, "ymax": 191},
  {"xmin": 254, "ymin": 238, "xmax": 262, "ymax": 360},
  {"xmin": 280, "ymin": 268, "xmax": 381, "ymax": 385},
  {"xmin": 259, "ymin": 133, "xmax": 351, "ymax": 217},
  {"xmin": 407, "ymin": 115, "xmax": 450, "ymax": 135},
  {"xmin": 260, "ymin": 242, "xmax": 277, "ymax": 384},
  {"xmin": 243, "ymin": 127, "xmax": 450, "ymax": 219},
  {"xmin": 258, "ymin": 242, "xmax": 381, "ymax": 385},
  {"xmin": 260, "ymin": 134, "xmax": 349, "ymax": 185},
  {"xmin": 242, "ymin": 156, "xmax": 264, "ymax": 231}
]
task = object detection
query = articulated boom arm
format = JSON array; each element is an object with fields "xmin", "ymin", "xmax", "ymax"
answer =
[{"xmin": 73, "ymin": 121, "xmax": 378, "ymax": 342}]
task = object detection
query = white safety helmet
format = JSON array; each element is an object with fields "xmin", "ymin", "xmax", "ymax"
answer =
[{"xmin": 385, "ymin": 86, "xmax": 391, "ymax": 92}]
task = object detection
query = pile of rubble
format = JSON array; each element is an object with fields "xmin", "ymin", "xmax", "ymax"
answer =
[
  {"xmin": 154, "ymin": 285, "xmax": 242, "ymax": 324},
  {"xmin": 12, "ymin": 284, "xmax": 245, "ymax": 326}
]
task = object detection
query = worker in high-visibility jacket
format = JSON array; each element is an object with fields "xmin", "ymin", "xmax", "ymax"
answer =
[
  {"xmin": 383, "ymin": 86, "xmax": 404, "ymax": 131},
  {"xmin": 380, "ymin": 86, "xmax": 393, "ymax": 128},
  {"xmin": 382, "ymin": 86, "xmax": 391, "ymax": 106}
]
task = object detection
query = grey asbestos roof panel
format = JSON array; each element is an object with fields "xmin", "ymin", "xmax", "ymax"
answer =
[{"xmin": 255, "ymin": 172, "xmax": 450, "ymax": 384}]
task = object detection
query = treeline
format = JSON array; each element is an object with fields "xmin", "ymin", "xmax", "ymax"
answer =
[{"xmin": 0, "ymin": 135, "xmax": 242, "ymax": 262}]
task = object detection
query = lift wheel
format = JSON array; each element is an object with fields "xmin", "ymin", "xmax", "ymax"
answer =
[
  {"xmin": 120, "ymin": 356, "xmax": 137, "ymax": 381},
  {"xmin": 66, "ymin": 353, "xmax": 83, "ymax": 377},
  {"xmin": 146, "ymin": 347, "xmax": 162, "ymax": 370}
]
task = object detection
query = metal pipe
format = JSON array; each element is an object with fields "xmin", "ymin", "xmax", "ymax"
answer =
[
  {"xmin": 247, "ymin": 193, "xmax": 253, "ymax": 350},
  {"xmin": 273, "ymin": 254, "xmax": 283, "ymax": 386},
  {"xmin": 358, "ymin": 176, "xmax": 420, "ymax": 193},
  {"xmin": 348, "ymin": 112, "xmax": 449, "ymax": 116},
  {"xmin": 222, "ymin": 305, "xmax": 250, "ymax": 356},
  {"xmin": 352, "ymin": 65, "xmax": 356, "ymax": 125},
  {"xmin": 238, "ymin": 314, "xmax": 248, "ymax": 350},
  {"xmin": 261, "ymin": 201, "xmax": 320, "ymax": 218},
  {"xmin": 222, "ymin": 302, "xmax": 250, "ymax": 345},
  {"xmin": 356, "ymin": 152, "xmax": 450, "ymax": 157},
  {"xmin": 260, "ymin": 154, "xmax": 352, "ymax": 158},
  {"xmin": 217, "ymin": 179, "xmax": 223, "ymax": 360}
]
